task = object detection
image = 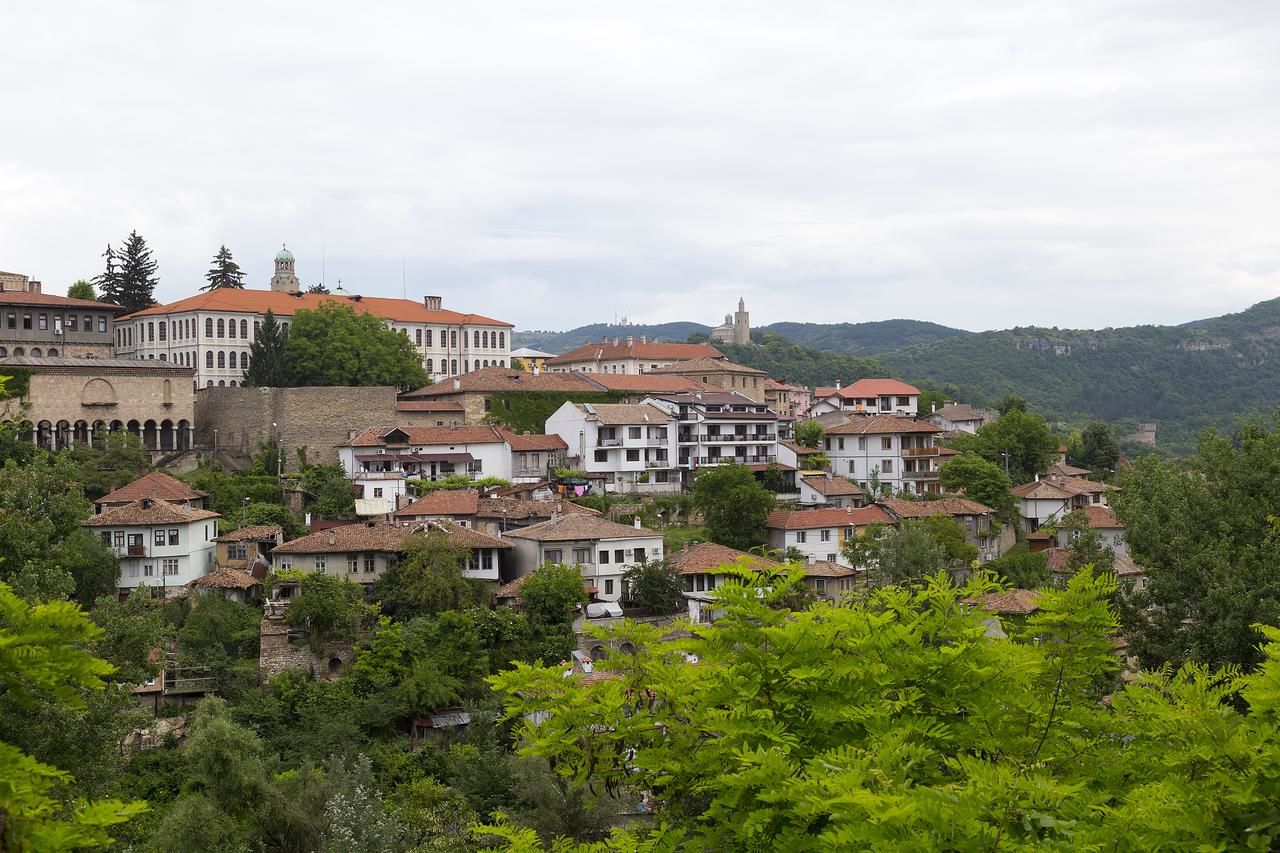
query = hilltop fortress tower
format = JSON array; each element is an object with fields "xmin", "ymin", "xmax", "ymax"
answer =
[{"xmin": 712, "ymin": 297, "xmax": 751, "ymax": 346}]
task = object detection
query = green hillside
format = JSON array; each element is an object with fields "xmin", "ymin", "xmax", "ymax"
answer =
[
  {"xmin": 880, "ymin": 297, "xmax": 1280, "ymax": 453},
  {"xmin": 514, "ymin": 318, "xmax": 969, "ymax": 357}
]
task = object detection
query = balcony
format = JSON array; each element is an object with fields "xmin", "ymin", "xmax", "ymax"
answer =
[
  {"xmin": 677, "ymin": 431, "xmax": 696, "ymax": 443},
  {"xmin": 645, "ymin": 460, "xmax": 671, "ymax": 468},
  {"xmin": 901, "ymin": 447, "xmax": 939, "ymax": 458},
  {"xmin": 597, "ymin": 438, "xmax": 623, "ymax": 447},
  {"xmin": 123, "ymin": 545, "xmax": 147, "ymax": 558},
  {"xmin": 703, "ymin": 433, "xmax": 776, "ymax": 443},
  {"xmin": 694, "ymin": 454, "xmax": 777, "ymax": 466},
  {"xmin": 901, "ymin": 469, "xmax": 939, "ymax": 480}
]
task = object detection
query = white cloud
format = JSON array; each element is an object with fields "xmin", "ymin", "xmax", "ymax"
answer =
[{"xmin": 0, "ymin": 0, "xmax": 1277, "ymax": 332}]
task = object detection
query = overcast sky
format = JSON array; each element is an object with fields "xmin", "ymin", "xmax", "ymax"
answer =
[{"xmin": 2, "ymin": 2, "xmax": 1277, "ymax": 332}]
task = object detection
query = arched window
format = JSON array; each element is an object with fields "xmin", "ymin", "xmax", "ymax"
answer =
[
  {"xmin": 218, "ymin": 380, "xmax": 225, "ymax": 387},
  {"xmin": 0, "ymin": 347, "xmax": 7, "ymax": 357},
  {"xmin": 450, "ymin": 330, "xmax": 457, "ymax": 348},
  {"xmin": 47, "ymin": 347, "xmax": 57, "ymax": 357},
  {"xmin": 254, "ymin": 321, "xmax": 261, "ymax": 336},
  {"xmin": 206, "ymin": 380, "xmax": 213, "ymax": 388},
  {"xmin": 206, "ymin": 351, "xmax": 213, "ymax": 368},
  {"xmin": 464, "ymin": 360, "xmax": 469, "ymax": 373},
  {"xmin": 451, "ymin": 359, "xmax": 458, "ymax": 374},
  {"xmin": 227, "ymin": 320, "xmax": 236, "ymax": 339},
  {"xmin": 473, "ymin": 331, "xmax": 480, "ymax": 348},
  {"xmin": 242, "ymin": 352, "xmax": 250, "ymax": 369},
  {"xmin": 425, "ymin": 358, "xmax": 433, "ymax": 374},
  {"xmin": 158, "ymin": 353, "xmax": 166, "ymax": 361},
  {"xmin": 240, "ymin": 319, "xmax": 248, "ymax": 338},
  {"xmin": 499, "ymin": 332, "xmax": 505, "ymax": 349},
  {"xmin": 229, "ymin": 380, "xmax": 237, "ymax": 387},
  {"xmin": 205, "ymin": 318, "xmax": 213, "ymax": 337},
  {"xmin": 189, "ymin": 318, "xmax": 195, "ymax": 338},
  {"xmin": 147, "ymin": 322, "xmax": 155, "ymax": 342},
  {"xmin": 158, "ymin": 322, "xmax": 166, "ymax": 341},
  {"xmin": 30, "ymin": 347, "xmax": 41, "ymax": 357},
  {"xmin": 482, "ymin": 331, "xmax": 489, "ymax": 348},
  {"xmin": 228, "ymin": 351, "xmax": 237, "ymax": 370},
  {"xmin": 216, "ymin": 319, "xmax": 224, "ymax": 338},
  {"xmin": 217, "ymin": 351, "xmax": 225, "ymax": 368},
  {"xmin": 13, "ymin": 347, "xmax": 23, "ymax": 356}
]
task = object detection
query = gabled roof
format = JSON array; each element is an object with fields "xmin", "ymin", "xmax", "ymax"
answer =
[
  {"xmin": 401, "ymin": 367, "xmax": 600, "ymax": 397},
  {"xmin": 1012, "ymin": 474, "xmax": 1111, "ymax": 500},
  {"xmin": 823, "ymin": 379, "xmax": 921, "ymax": 399},
  {"xmin": 120, "ymin": 288, "xmax": 512, "ymax": 327},
  {"xmin": 425, "ymin": 521, "xmax": 514, "ymax": 550},
  {"xmin": 1043, "ymin": 547, "xmax": 1143, "ymax": 577},
  {"xmin": 84, "ymin": 498, "xmax": 220, "ymax": 526},
  {"xmin": 0, "ymin": 290, "xmax": 126, "ymax": 311},
  {"xmin": 473, "ymin": 495, "xmax": 599, "ymax": 522},
  {"xmin": 666, "ymin": 542, "xmax": 783, "ymax": 575},
  {"xmin": 189, "ymin": 567, "xmax": 261, "ymax": 590},
  {"xmin": 99, "ymin": 472, "xmax": 207, "ymax": 505},
  {"xmin": 825, "ymin": 415, "xmax": 941, "ymax": 436},
  {"xmin": 880, "ymin": 497, "xmax": 995, "ymax": 519},
  {"xmin": 395, "ymin": 490, "xmax": 482, "ymax": 517},
  {"xmin": 800, "ymin": 474, "xmax": 864, "ymax": 497},
  {"xmin": 571, "ymin": 402, "xmax": 672, "ymax": 426},
  {"xmin": 341, "ymin": 425, "xmax": 505, "ymax": 447},
  {"xmin": 546, "ymin": 340, "xmax": 724, "ymax": 365},
  {"xmin": 499, "ymin": 431, "xmax": 569, "ymax": 452},
  {"xmin": 804, "ymin": 560, "xmax": 859, "ymax": 579},
  {"xmin": 212, "ymin": 525, "xmax": 283, "ymax": 543},
  {"xmin": 650, "ymin": 357, "xmax": 766, "ymax": 376},
  {"xmin": 1047, "ymin": 461, "xmax": 1091, "ymax": 478},
  {"xmin": 766, "ymin": 505, "xmax": 894, "ymax": 530},
  {"xmin": 967, "ymin": 589, "xmax": 1040, "ymax": 615},
  {"xmin": 275, "ymin": 522, "xmax": 412, "ymax": 554},
  {"xmin": 928, "ymin": 403, "xmax": 992, "ymax": 423},
  {"xmin": 1074, "ymin": 505, "xmax": 1124, "ymax": 529},
  {"xmin": 779, "ymin": 439, "xmax": 823, "ymax": 457},
  {"xmin": 503, "ymin": 514, "xmax": 659, "ymax": 542}
]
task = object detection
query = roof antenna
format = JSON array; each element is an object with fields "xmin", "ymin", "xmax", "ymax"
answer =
[{"xmin": 321, "ymin": 241, "xmax": 326, "ymax": 288}]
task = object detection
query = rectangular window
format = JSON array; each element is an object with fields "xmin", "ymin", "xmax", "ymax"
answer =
[
  {"xmin": 881, "ymin": 460, "xmax": 894, "ymax": 473},
  {"xmin": 545, "ymin": 549, "xmax": 562, "ymax": 564},
  {"xmin": 5, "ymin": 313, "xmax": 14, "ymax": 328},
  {"xmin": 481, "ymin": 551, "xmax": 493, "ymax": 572},
  {"xmin": 228, "ymin": 543, "xmax": 246, "ymax": 560},
  {"xmin": 100, "ymin": 531, "xmax": 112, "ymax": 546},
  {"xmin": 22, "ymin": 314, "xmax": 31, "ymax": 329},
  {"xmin": 815, "ymin": 578, "xmax": 827, "ymax": 596},
  {"xmin": 573, "ymin": 548, "xmax": 591, "ymax": 564},
  {"xmin": 154, "ymin": 529, "xmax": 166, "ymax": 547},
  {"xmin": 614, "ymin": 549, "xmax": 624, "ymax": 563},
  {"xmin": 847, "ymin": 461, "xmax": 855, "ymax": 473},
  {"xmin": 820, "ymin": 529, "xmax": 831, "ymax": 542},
  {"xmin": 897, "ymin": 396, "xmax": 910, "ymax": 406},
  {"xmin": 628, "ymin": 427, "xmax": 641, "ymax": 439},
  {"xmin": 827, "ymin": 553, "xmax": 837, "ymax": 562},
  {"xmin": 114, "ymin": 531, "xmax": 125, "ymax": 547},
  {"xmin": 599, "ymin": 550, "xmax": 609, "ymax": 564},
  {"xmin": 373, "ymin": 487, "xmax": 383, "ymax": 498},
  {"xmin": 424, "ymin": 329, "xmax": 433, "ymax": 347},
  {"xmin": 163, "ymin": 558, "xmax": 180, "ymax": 576},
  {"xmin": 797, "ymin": 531, "xmax": 807, "ymax": 543},
  {"xmin": 143, "ymin": 564, "xmax": 154, "ymax": 577},
  {"xmin": 98, "ymin": 316, "xmax": 106, "ymax": 333},
  {"xmin": 278, "ymin": 556, "xmax": 293, "ymax": 569},
  {"xmin": 881, "ymin": 437, "xmax": 892, "ymax": 450},
  {"xmin": 837, "ymin": 438, "xmax": 844, "ymax": 450},
  {"xmin": 128, "ymin": 564, "xmax": 139, "ymax": 578},
  {"xmin": 67, "ymin": 314, "xmax": 77, "ymax": 331},
  {"xmin": 364, "ymin": 555, "xmax": 376, "ymax": 573},
  {"xmin": 37, "ymin": 314, "xmax": 47, "ymax": 331},
  {"xmin": 168, "ymin": 529, "xmax": 179, "ymax": 545},
  {"xmin": 625, "ymin": 449, "xmax": 640, "ymax": 462},
  {"xmin": 415, "ymin": 329, "xmax": 422, "ymax": 345},
  {"xmin": 314, "ymin": 555, "xmax": 327, "ymax": 572},
  {"xmin": 348, "ymin": 557, "xmax": 359, "ymax": 574},
  {"xmin": 604, "ymin": 579, "xmax": 614, "ymax": 595},
  {"xmin": 85, "ymin": 315, "xmax": 93, "ymax": 332},
  {"xmin": 594, "ymin": 449, "xmax": 608, "ymax": 463}
]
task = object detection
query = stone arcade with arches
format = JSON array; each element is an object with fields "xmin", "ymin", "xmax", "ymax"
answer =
[{"xmin": 0, "ymin": 356, "xmax": 196, "ymax": 453}]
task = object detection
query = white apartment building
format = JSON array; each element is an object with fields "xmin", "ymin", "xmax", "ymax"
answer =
[
  {"xmin": 764, "ymin": 506, "xmax": 895, "ymax": 567},
  {"xmin": 645, "ymin": 392, "xmax": 780, "ymax": 488},
  {"xmin": 336, "ymin": 425, "xmax": 516, "ymax": 503},
  {"xmin": 503, "ymin": 515, "xmax": 664, "ymax": 603},
  {"xmin": 544, "ymin": 401, "xmax": 681, "ymax": 494},
  {"xmin": 821, "ymin": 414, "xmax": 944, "ymax": 497},
  {"xmin": 809, "ymin": 379, "xmax": 921, "ymax": 419},
  {"xmin": 545, "ymin": 336, "xmax": 725, "ymax": 375},
  {"xmin": 116, "ymin": 247, "xmax": 512, "ymax": 389},
  {"xmin": 84, "ymin": 498, "xmax": 220, "ymax": 596}
]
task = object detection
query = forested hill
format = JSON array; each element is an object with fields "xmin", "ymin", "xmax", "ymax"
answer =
[
  {"xmin": 513, "ymin": 318, "xmax": 969, "ymax": 356},
  {"xmin": 879, "ymin": 297, "xmax": 1280, "ymax": 454}
]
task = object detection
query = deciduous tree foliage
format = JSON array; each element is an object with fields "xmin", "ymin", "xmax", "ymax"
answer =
[
  {"xmin": 284, "ymin": 572, "xmax": 370, "ymax": 653},
  {"xmin": 794, "ymin": 420, "xmax": 824, "ymax": 449},
  {"xmin": 377, "ymin": 532, "xmax": 485, "ymax": 620},
  {"xmin": 938, "ymin": 451, "xmax": 1015, "ymax": 516},
  {"xmin": 948, "ymin": 409, "xmax": 1058, "ymax": 485},
  {"xmin": 284, "ymin": 303, "xmax": 427, "ymax": 391},
  {"xmin": 1069, "ymin": 420, "xmax": 1121, "ymax": 475},
  {"xmin": 487, "ymin": 567, "xmax": 1280, "ymax": 851},
  {"xmin": 691, "ymin": 463, "xmax": 774, "ymax": 550},
  {"xmin": 67, "ymin": 279, "xmax": 96, "ymax": 301},
  {"xmin": 622, "ymin": 559, "xmax": 684, "ymax": 614},
  {"xmin": 1114, "ymin": 418, "xmax": 1280, "ymax": 670}
]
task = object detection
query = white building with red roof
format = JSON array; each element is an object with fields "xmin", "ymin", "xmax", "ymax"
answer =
[
  {"xmin": 765, "ymin": 505, "xmax": 895, "ymax": 567},
  {"xmin": 84, "ymin": 497, "xmax": 221, "ymax": 596},
  {"xmin": 809, "ymin": 378, "xmax": 921, "ymax": 418},
  {"xmin": 822, "ymin": 415, "xmax": 945, "ymax": 497},
  {"xmin": 545, "ymin": 335, "xmax": 725, "ymax": 376},
  {"xmin": 115, "ymin": 247, "xmax": 512, "ymax": 389}
]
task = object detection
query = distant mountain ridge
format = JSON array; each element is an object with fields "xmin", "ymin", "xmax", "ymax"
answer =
[{"xmin": 513, "ymin": 318, "xmax": 970, "ymax": 357}]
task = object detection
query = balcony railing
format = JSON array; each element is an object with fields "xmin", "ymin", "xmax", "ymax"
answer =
[
  {"xmin": 126, "ymin": 544, "xmax": 146, "ymax": 558},
  {"xmin": 901, "ymin": 447, "xmax": 939, "ymax": 458},
  {"xmin": 694, "ymin": 454, "xmax": 777, "ymax": 466},
  {"xmin": 703, "ymin": 433, "xmax": 777, "ymax": 443},
  {"xmin": 901, "ymin": 470, "xmax": 938, "ymax": 480},
  {"xmin": 677, "ymin": 432, "xmax": 696, "ymax": 443},
  {"xmin": 645, "ymin": 460, "xmax": 670, "ymax": 468},
  {"xmin": 597, "ymin": 438, "xmax": 623, "ymax": 447}
]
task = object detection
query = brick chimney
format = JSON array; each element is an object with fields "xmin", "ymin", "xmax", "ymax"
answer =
[
  {"xmin": 423, "ymin": 295, "xmax": 443, "ymax": 311},
  {"xmin": 626, "ymin": 335, "xmax": 634, "ymax": 347}
]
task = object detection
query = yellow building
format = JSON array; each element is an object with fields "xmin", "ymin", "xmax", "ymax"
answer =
[{"xmin": 510, "ymin": 346, "xmax": 554, "ymax": 373}]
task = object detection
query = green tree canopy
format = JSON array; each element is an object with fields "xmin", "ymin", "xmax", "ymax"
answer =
[
  {"xmin": 843, "ymin": 521, "xmax": 946, "ymax": 586},
  {"xmin": 98, "ymin": 230, "xmax": 158, "ymax": 313},
  {"xmin": 691, "ymin": 463, "xmax": 774, "ymax": 550},
  {"xmin": 938, "ymin": 451, "xmax": 1015, "ymax": 516},
  {"xmin": 284, "ymin": 572, "xmax": 370, "ymax": 652},
  {"xmin": 283, "ymin": 303, "xmax": 427, "ymax": 390},
  {"xmin": 67, "ymin": 279, "xmax": 96, "ymax": 301},
  {"xmin": 622, "ymin": 559, "xmax": 684, "ymax": 614},
  {"xmin": 949, "ymin": 409, "xmax": 1057, "ymax": 485},
  {"xmin": 376, "ymin": 531, "xmax": 484, "ymax": 620},
  {"xmin": 520, "ymin": 564, "xmax": 588, "ymax": 629},
  {"xmin": 1069, "ymin": 420, "xmax": 1121, "ymax": 475},
  {"xmin": 243, "ymin": 309, "xmax": 289, "ymax": 387},
  {"xmin": 301, "ymin": 462, "xmax": 356, "ymax": 518},
  {"xmin": 202, "ymin": 244, "xmax": 246, "ymax": 290},
  {"xmin": 794, "ymin": 420, "xmax": 824, "ymax": 449}
]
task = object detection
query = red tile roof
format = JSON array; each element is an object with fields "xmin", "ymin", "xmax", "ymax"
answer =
[
  {"xmin": 803, "ymin": 560, "xmax": 859, "ymax": 579},
  {"xmin": 189, "ymin": 567, "xmax": 261, "ymax": 590},
  {"xmin": 120, "ymin": 288, "xmax": 511, "ymax": 327},
  {"xmin": 801, "ymin": 474, "xmax": 864, "ymax": 497},
  {"xmin": 583, "ymin": 373, "xmax": 717, "ymax": 393},
  {"xmin": 825, "ymin": 415, "xmax": 942, "ymax": 436},
  {"xmin": 99, "ymin": 472, "xmax": 207, "ymax": 505},
  {"xmin": 825, "ymin": 378, "xmax": 921, "ymax": 399},
  {"xmin": 500, "ymin": 431, "xmax": 569, "ymax": 452},
  {"xmin": 779, "ymin": 439, "xmax": 823, "ymax": 456},
  {"xmin": 666, "ymin": 542, "xmax": 783, "ymax": 575},
  {"xmin": 396, "ymin": 490, "xmax": 481, "ymax": 518},
  {"xmin": 85, "ymin": 498, "xmax": 220, "ymax": 526},
  {"xmin": 650, "ymin": 357, "xmax": 766, "ymax": 376},
  {"xmin": 503, "ymin": 514, "xmax": 659, "ymax": 542},
  {"xmin": 546, "ymin": 340, "xmax": 724, "ymax": 366},
  {"xmin": 401, "ymin": 367, "xmax": 599, "ymax": 397},
  {"xmin": 212, "ymin": 525, "xmax": 283, "ymax": 543},
  {"xmin": 1011, "ymin": 474, "xmax": 1111, "ymax": 500},
  {"xmin": 276, "ymin": 521, "xmax": 412, "ymax": 554},
  {"xmin": 766, "ymin": 505, "xmax": 893, "ymax": 530},
  {"xmin": 967, "ymin": 589, "xmax": 1040, "ymax": 615},
  {"xmin": 880, "ymin": 497, "xmax": 996, "ymax": 519},
  {"xmin": 1078, "ymin": 505, "xmax": 1123, "ymax": 529}
]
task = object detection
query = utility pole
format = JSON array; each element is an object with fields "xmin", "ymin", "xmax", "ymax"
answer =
[{"xmin": 1001, "ymin": 450, "xmax": 1010, "ymax": 478}]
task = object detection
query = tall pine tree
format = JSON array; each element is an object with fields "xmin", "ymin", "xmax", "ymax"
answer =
[
  {"xmin": 92, "ymin": 245, "xmax": 120, "ymax": 306},
  {"xmin": 111, "ymin": 231, "xmax": 159, "ymax": 313},
  {"xmin": 243, "ymin": 310, "xmax": 289, "ymax": 387},
  {"xmin": 201, "ymin": 244, "xmax": 245, "ymax": 291}
]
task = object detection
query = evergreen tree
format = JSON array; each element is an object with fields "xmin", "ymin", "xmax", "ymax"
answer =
[
  {"xmin": 305, "ymin": 282, "xmax": 330, "ymax": 294},
  {"xmin": 202, "ymin": 244, "xmax": 245, "ymax": 291},
  {"xmin": 67, "ymin": 279, "xmax": 96, "ymax": 301},
  {"xmin": 243, "ymin": 310, "xmax": 288, "ymax": 387},
  {"xmin": 92, "ymin": 244, "xmax": 120, "ymax": 305},
  {"xmin": 110, "ymin": 231, "xmax": 159, "ymax": 313}
]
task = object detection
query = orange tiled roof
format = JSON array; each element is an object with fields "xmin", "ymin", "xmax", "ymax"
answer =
[
  {"xmin": 99, "ymin": 472, "xmax": 207, "ymax": 505},
  {"xmin": 766, "ymin": 505, "xmax": 893, "ymax": 530},
  {"xmin": 189, "ymin": 567, "xmax": 261, "ymax": 590},
  {"xmin": 395, "ymin": 400, "xmax": 465, "ymax": 412},
  {"xmin": 583, "ymin": 373, "xmax": 717, "ymax": 393},
  {"xmin": 504, "ymin": 514, "xmax": 659, "ymax": 542},
  {"xmin": 650, "ymin": 356, "xmax": 766, "ymax": 376},
  {"xmin": 401, "ymin": 367, "xmax": 599, "ymax": 397},
  {"xmin": 825, "ymin": 415, "xmax": 941, "ymax": 435},
  {"xmin": 825, "ymin": 378, "xmax": 921, "ymax": 399},
  {"xmin": 1078, "ymin": 505, "xmax": 1123, "ymax": 529},
  {"xmin": 804, "ymin": 560, "xmax": 859, "ymax": 578},
  {"xmin": 967, "ymin": 588, "xmax": 1040, "ymax": 615},
  {"xmin": 666, "ymin": 542, "xmax": 783, "ymax": 575},
  {"xmin": 0, "ymin": 291, "xmax": 126, "ymax": 311},
  {"xmin": 85, "ymin": 498, "xmax": 220, "ymax": 526},
  {"xmin": 801, "ymin": 474, "xmax": 864, "ymax": 497},
  {"xmin": 395, "ymin": 490, "xmax": 482, "ymax": 518},
  {"xmin": 341, "ymin": 425, "xmax": 504, "ymax": 447},
  {"xmin": 120, "ymin": 288, "xmax": 512, "ymax": 327},
  {"xmin": 212, "ymin": 525, "xmax": 283, "ymax": 543},
  {"xmin": 500, "ymin": 431, "xmax": 569, "ymax": 452},
  {"xmin": 880, "ymin": 497, "xmax": 995, "ymax": 519},
  {"xmin": 546, "ymin": 340, "xmax": 724, "ymax": 366}
]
